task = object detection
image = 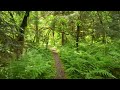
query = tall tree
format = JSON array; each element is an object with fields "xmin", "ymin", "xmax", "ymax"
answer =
[
  {"xmin": 16, "ymin": 11, "xmax": 30, "ymax": 59},
  {"xmin": 76, "ymin": 24, "xmax": 80, "ymax": 51},
  {"xmin": 97, "ymin": 11, "xmax": 106, "ymax": 43},
  {"xmin": 35, "ymin": 11, "xmax": 39, "ymax": 44}
]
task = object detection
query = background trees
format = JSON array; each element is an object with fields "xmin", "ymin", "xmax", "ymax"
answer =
[
  {"xmin": 0, "ymin": 11, "xmax": 120, "ymax": 79},
  {"xmin": 1, "ymin": 11, "xmax": 120, "ymax": 61}
]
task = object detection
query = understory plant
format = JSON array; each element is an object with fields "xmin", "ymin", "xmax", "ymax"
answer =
[
  {"xmin": 0, "ymin": 48, "xmax": 56, "ymax": 79},
  {"xmin": 59, "ymin": 41, "xmax": 120, "ymax": 79}
]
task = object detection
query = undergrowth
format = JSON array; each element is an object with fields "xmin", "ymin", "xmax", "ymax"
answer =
[
  {"xmin": 0, "ymin": 48, "xmax": 56, "ymax": 79},
  {"xmin": 59, "ymin": 41, "xmax": 120, "ymax": 79}
]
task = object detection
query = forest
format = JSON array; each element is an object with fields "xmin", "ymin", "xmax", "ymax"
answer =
[{"xmin": 0, "ymin": 11, "xmax": 120, "ymax": 79}]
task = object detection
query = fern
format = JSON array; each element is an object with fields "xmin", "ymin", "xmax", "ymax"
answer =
[
  {"xmin": 59, "ymin": 41, "xmax": 120, "ymax": 79},
  {"xmin": 85, "ymin": 69, "xmax": 116, "ymax": 79},
  {"xmin": 0, "ymin": 48, "xmax": 56, "ymax": 79},
  {"xmin": 66, "ymin": 67, "xmax": 84, "ymax": 79}
]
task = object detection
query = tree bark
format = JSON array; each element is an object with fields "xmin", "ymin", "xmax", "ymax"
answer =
[
  {"xmin": 97, "ymin": 11, "xmax": 106, "ymax": 44},
  {"xmin": 35, "ymin": 11, "xmax": 39, "ymax": 44},
  {"xmin": 76, "ymin": 25, "xmax": 80, "ymax": 51},
  {"xmin": 16, "ymin": 11, "xmax": 30, "ymax": 59},
  {"xmin": 91, "ymin": 30, "xmax": 95, "ymax": 43}
]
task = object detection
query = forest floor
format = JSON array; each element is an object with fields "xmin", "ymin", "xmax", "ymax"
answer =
[{"xmin": 50, "ymin": 47, "xmax": 66, "ymax": 79}]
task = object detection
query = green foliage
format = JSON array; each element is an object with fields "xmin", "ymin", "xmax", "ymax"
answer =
[
  {"xmin": 1, "ymin": 11, "xmax": 120, "ymax": 79},
  {"xmin": 0, "ymin": 48, "xmax": 56, "ymax": 79},
  {"xmin": 85, "ymin": 69, "xmax": 116, "ymax": 79},
  {"xmin": 59, "ymin": 41, "xmax": 120, "ymax": 79}
]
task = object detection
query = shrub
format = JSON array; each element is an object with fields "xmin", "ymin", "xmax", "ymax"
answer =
[
  {"xmin": 0, "ymin": 48, "xmax": 56, "ymax": 79},
  {"xmin": 59, "ymin": 41, "xmax": 120, "ymax": 79}
]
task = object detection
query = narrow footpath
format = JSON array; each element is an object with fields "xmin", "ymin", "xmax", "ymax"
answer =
[{"xmin": 50, "ymin": 48, "xmax": 66, "ymax": 79}]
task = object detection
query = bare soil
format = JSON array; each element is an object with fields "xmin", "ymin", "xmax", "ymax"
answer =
[{"xmin": 51, "ymin": 48, "xmax": 66, "ymax": 79}]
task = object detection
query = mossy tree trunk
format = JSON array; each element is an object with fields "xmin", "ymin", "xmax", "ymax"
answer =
[
  {"xmin": 35, "ymin": 11, "xmax": 39, "ymax": 44},
  {"xmin": 16, "ymin": 11, "xmax": 30, "ymax": 59}
]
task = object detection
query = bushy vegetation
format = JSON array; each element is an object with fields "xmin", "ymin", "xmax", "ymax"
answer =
[
  {"xmin": 0, "ymin": 48, "xmax": 56, "ymax": 79},
  {"xmin": 0, "ymin": 11, "xmax": 120, "ymax": 79},
  {"xmin": 59, "ymin": 41, "xmax": 120, "ymax": 79}
]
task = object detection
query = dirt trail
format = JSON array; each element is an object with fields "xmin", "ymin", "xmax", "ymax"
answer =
[{"xmin": 50, "ymin": 48, "xmax": 66, "ymax": 79}]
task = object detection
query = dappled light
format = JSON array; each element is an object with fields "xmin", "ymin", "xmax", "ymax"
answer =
[{"xmin": 0, "ymin": 11, "xmax": 120, "ymax": 79}]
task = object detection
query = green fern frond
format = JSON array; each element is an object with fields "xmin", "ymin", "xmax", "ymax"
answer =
[{"xmin": 85, "ymin": 69, "xmax": 116, "ymax": 79}]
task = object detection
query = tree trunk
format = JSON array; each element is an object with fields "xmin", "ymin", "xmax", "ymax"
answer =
[
  {"xmin": 52, "ymin": 30, "xmax": 56, "ymax": 45},
  {"xmin": 35, "ymin": 11, "xmax": 39, "ymax": 44},
  {"xmin": 62, "ymin": 31, "xmax": 65, "ymax": 46},
  {"xmin": 76, "ymin": 25, "xmax": 80, "ymax": 51},
  {"xmin": 102, "ymin": 31, "xmax": 106, "ymax": 44},
  {"xmin": 97, "ymin": 11, "xmax": 106, "ymax": 44},
  {"xmin": 16, "ymin": 11, "xmax": 30, "ymax": 59},
  {"xmin": 91, "ymin": 30, "xmax": 95, "ymax": 44}
]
